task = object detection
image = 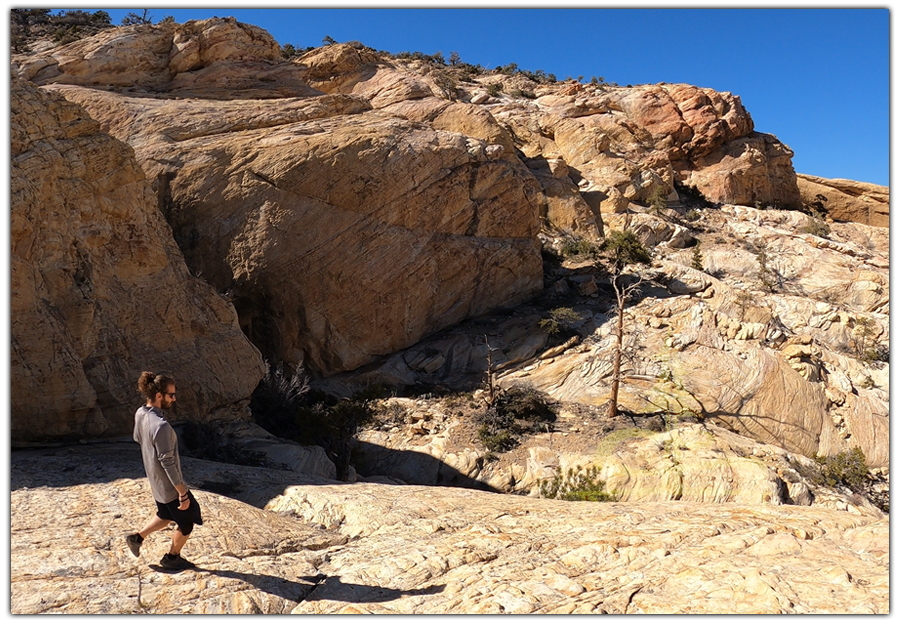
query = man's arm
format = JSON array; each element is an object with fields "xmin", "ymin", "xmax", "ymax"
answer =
[{"xmin": 154, "ymin": 425, "xmax": 188, "ymax": 508}]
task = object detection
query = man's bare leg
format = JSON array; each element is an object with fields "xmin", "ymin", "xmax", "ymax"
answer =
[
  {"xmin": 138, "ymin": 515, "xmax": 171, "ymax": 539},
  {"xmin": 169, "ymin": 529, "xmax": 190, "ymax": 556}
]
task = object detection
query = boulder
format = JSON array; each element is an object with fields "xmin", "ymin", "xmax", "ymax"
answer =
[
  {"xmin": 10, "ymin": 78, "xmax": 264, "ymax": 443},
  {"xmin": 797, "ymin": 174, "xmax": 889, "ymax": 227},
  {"xmin": 685, "ymin": 132, "xmax": 802, "ymax": 208},
  {"xmin": 11, "ymin": 17, "xmax": 288, "ymax": 95}
]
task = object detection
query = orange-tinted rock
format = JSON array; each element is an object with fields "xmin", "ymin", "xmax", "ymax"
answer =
[{"xmin": 10, "ymin": 78, "xmax": 264, "ymax": 443}]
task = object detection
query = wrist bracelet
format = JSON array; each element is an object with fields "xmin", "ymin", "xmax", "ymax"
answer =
[{"xmin": 179, "ymin": 494, "xmax": 188, "ymax": 501}]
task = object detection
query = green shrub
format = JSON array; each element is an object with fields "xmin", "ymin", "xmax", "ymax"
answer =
[
  {"xmin": 486, "ymin": 83, "xmax": 502, "ymax": 97},
  {"xmin": 540, "ymin": 465, "xmax": 616, "ymax": 501},
  {"xmin": 753, "ymin": 242, "xmax": 777, "ymax": 291},
  {"xmin": 814, "ymin": 447, "xmax": 869, "ymax": 491},
  {"xmin": 478, "ymin": 423, "xmax": 518, "ymax": 453},
  {"xmin": 646, "ymin": 185, "xmax": 669, "ymax": 215},
  {"xmin": 539, "ymin": 307, "xmax": 583, "ymax": 336},
  {"xmin": 690, "ymin": 243, "xmax": 704, "ymax": 271},
  {"xmin": 560, "ymin": 236, "xmax": 600, "ymax": 260}
]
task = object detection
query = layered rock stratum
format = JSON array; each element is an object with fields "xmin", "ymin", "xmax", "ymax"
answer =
[{"xmin": 797, "ymin": 174, "xmax": 889, "ymax": 228}]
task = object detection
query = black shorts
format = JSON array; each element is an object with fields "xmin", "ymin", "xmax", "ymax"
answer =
[{"xmin": 155, "ymin": 490, "xmax": 203, "ymax": 536}]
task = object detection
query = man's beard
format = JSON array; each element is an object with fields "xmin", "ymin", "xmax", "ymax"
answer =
[{"xmin": 161, "ymin": 398, "xmax": 174, "ymax": 410}]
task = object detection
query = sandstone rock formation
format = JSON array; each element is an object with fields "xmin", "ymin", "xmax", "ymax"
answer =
[
  {"xmin": 12, "ymin": 17, "xmax": 318, "ymax": 100},
  {"xmin": 351, "ymin": 409, "xmax": 886, "ymax": 517},
  {"xmin": 797, "ymin": 173, "xmax": 889, "ymax": 227},
  {"xmin": 507, "ymin": 204, "xmax": 889, "ymax": 467},
  {"xmin": 317, "ymin": 203, "xmax": 888, "ymax": 469},
  {"xmin": 10, "ymin": 77, "xmax": 265, "ymax": 443},
  {"xmin": 29, "ymin": 58, "xmax": 544, "ymax": 375},
  {"xmin": 10, "ymin": 444, "xmax": 888, "ymax": 614},
  {"xmin": 493, "ymin": 82, "xmax": 801, "ymax": 213}
]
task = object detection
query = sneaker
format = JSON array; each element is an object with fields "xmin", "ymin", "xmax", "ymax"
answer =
[
  {"xmin": 126, "ymin": 533, "xmax": 143, "ymax": 557},
  {"xmin": 159, "ymin": 553, "xmax": 194, "ymax": 571}
]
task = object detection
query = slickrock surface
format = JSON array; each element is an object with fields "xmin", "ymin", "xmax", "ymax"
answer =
[
  {"xmin": 10, "ymin": 77, "xmax": 264, "ymax": 443},
  {"xmin": 10, "ymin": 444, "xmax": 888, "ymax": 614},
  {"xmin": 797, "ymin": 174, "xmax": 889, "ymax": 228},
  {"xmin": 351, "ymin": 415, "xmax": 886, "ymax": 519}
]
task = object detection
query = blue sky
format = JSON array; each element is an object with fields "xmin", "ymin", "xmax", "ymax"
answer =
[{"xmin": 52, "ymin": 7, "xmax": 891, "ymax": 186}]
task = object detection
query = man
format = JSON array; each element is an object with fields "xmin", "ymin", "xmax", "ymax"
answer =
[{"xmin": 126, "ymin": 371, "xmax": 202, "ymax": 571}]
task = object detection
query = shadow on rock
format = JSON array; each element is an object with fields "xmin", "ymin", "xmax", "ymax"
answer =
[
  {"xmin": 352, "ymin": 439, "xmax": 499, "ymax": 492},
  {"xmin": 190, "ymin": 568, "xmax": 445, "ymax": 605},
  {"xmin": 190, "ymin": 566, "xmax": 325, "ymax": 602},
  {"xmin": 305, "ymin": 575, "xmax": 446, "ymax": 604}
]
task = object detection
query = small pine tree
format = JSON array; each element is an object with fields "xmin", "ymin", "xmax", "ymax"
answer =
[
  {"xmin": 121, "ymin": 9, "xmax": 152, "ymax": 25},
  {"xmin": 646, "ymin": 185, "xmax": 669, "ymax": 215},
  {"xmin": 754, "ymin": 243, "xmax": 776, "ymax": 291},
  {"xmin": 691, "ymin": 242, "xmax": 704, "ymax": 272},
  {"xmin": 599, "ymin": 230, "xmax": 652, "ymax": 417}
]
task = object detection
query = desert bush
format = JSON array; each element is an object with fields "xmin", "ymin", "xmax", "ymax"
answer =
[
  {"xmin": 476, "ymin": 385, "xmax": 557, "ymax": 452},
  {"xmin": 250, "ymin": 362, "xmax": 378, "ymax": 480},
  {"xmin": 800, "ymin": 211, "xmax": 830, "ymax": 238},
  {"xmin": 560, "ymin": 236, "xmax": 600, "ymax": 260},
  {"xmin": 753, "ymin": 242, "xmax": 777, "ymax": 291},
  {"xmin": 250, "ymin": 361, "xmax": 309, "ymax": 429},
  {"xmin": 851, "ymin": 316, "xmax": 888, "ymax": 364},
  {"xmin": 476, "ymin": 408, "xmax": 517, "ymax": 452},
  {"xmin": 539, "ymin": 307, "xmax": 583, "ymax": 336},
  {"xmin": 495, "ymin": 385, "xmax": 558, "ymax": 424},
  {"xmin": 486, "ymin": 83, "xmax": 502, "ymax": 97},
  {"xmin": 540, "ymin": 465, "xmax": 616, "ymax": 501},
  {"xmin": 814, "ymin": 447, "xmax": 869, "ymax": 491}
]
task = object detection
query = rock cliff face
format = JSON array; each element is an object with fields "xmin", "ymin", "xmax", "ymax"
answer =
[
  {"xmin": 10, "ymin": 77, "xmax": 264, "ymax": 443},
  {"xmin": 23, "ymin": 29, "xmax": 544, "ymax": 375},
  {"xmin": 14, "ymin": 21, "xmax": 811, "ymax": 376},
  {"xmin": 496, "ymin": 82, "xmax": 801, "ymax": 213}
]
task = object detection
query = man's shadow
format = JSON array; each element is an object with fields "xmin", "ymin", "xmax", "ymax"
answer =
[{"xmin": 190, "ymin": 567, "xmax": 445, "ymax": 604}]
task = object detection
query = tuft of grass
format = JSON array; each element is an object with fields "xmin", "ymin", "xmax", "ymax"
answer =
[{"xmin": 540, "ymin": 465, "xmax": 616, "ymax": 501}]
